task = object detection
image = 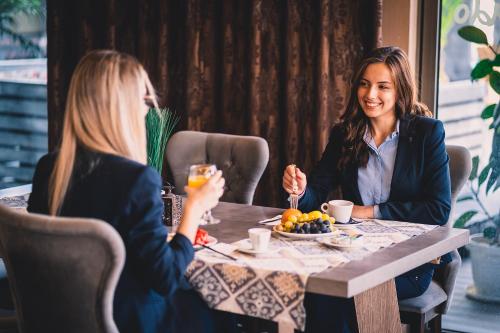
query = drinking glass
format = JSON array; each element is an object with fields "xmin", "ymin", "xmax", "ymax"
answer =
[{"xmin": 187, "ymin": 164, "xmax": 221, "ymax": 225}]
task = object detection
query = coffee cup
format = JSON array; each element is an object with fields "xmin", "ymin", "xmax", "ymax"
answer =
[
  {"xmin": 320, "ymin": 200, "xmax": 354, "ymax": 223},
  {"xmin": 248, "ymin": 228, "xmax": 271, "ymax": 251}
]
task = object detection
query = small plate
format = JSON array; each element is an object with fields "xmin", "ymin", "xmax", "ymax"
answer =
[
  {"xmin": 317, "ymin": 236, "xmax": 364, "ymax": 249},
  {"xmin": 194, "ymin": 235, "xmax": 218, "ymax": 250},
  {"xmin": 236, "ymin": 239, "xmax": 280, "ymax": 255},
  {"xmin": 273, "ymin": 225, "xmax": 340, "ymax": 239},
  {"xmin": 167, "ymin": 233, "xmax": 217, "ymax": 249}
]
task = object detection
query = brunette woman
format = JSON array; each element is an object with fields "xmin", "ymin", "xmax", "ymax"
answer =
[{"xmin": 283, "ymin": 46, "xmax": 451, "ymax": 332}]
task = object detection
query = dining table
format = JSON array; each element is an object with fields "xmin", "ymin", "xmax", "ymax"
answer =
[
  {"xmin": 0, "ymin": 189, "xmax": 470, "ymax": 333},
  {"xmin": 196, "ymin": 201, "xmax": 470, "ymax": 333}
]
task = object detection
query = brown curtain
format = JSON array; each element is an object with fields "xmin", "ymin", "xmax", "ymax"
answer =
[{"xmin": 47, "ymin": 0, "xmax": 382, "ymax": 207}]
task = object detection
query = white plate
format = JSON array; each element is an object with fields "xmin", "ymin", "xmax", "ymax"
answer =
[
  {"xmin": 317, "ymin": 236, "xmax": 364, "ymax": 249},
  {"xmin": 272, "ymin": 225, "xmax": 340, "ymax": 239},
  {"xmin": 167, "ymin": 233, "xmax": 217, "ymax": 249},
  {"xmin": 236, "ymin": 239, "xmax": 281, "ymax": 255}
]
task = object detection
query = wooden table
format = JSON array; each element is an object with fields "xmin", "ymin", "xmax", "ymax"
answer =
[{"xmin": 206, "ymin": 202, "xmax": 470, "ymax": 333}]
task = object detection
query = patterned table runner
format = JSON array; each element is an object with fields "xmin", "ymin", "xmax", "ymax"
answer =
[
  {"xmin": 186, "ymin": 218, "xmax": 438, "ymax": 330},
  {"xmin": 0, "ymin": 194, "xmax": 29, "ymax": 211}
]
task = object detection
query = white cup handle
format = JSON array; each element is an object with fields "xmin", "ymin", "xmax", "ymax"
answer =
[{"xmin": 320, "ymin": 203, "xmax": 328, "ymax": 213}]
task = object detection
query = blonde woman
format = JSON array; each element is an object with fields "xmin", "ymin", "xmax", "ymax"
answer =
[{"xmin": 27, "ymin": 50, "xmax": 225, "ymax": 333}]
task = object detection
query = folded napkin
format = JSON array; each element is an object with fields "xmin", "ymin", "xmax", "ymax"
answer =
[{"xmin": 257, "ymin": 215, "xmax": 282, "ymax": 225}]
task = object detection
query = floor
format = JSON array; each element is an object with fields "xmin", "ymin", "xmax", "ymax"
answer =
[{"xmin": 442, "ymin": 258, "xmax": 500, "ymax": 333}]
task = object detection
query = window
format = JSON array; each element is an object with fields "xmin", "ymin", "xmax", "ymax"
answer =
[
  {"xmin": 438, "ymin": 0, "xmax": 500, "ymax": 331},
  {"xmin": 439, "ymin": 0, "xmax": 499, "ymax": 233},
  {"xmin": 0, "ymin": 1, "xmax": 47, "ymax": 189}
]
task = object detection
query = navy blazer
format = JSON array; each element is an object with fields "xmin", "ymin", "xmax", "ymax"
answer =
[
  {"xmin": 299, "ymin": 116, "xmax": 452, "ymax": 263},
  {"xmin": 28, "ymin": 150, "xmax": 194, "ymax": 333}
]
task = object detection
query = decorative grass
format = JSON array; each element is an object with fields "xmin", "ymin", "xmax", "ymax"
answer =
[{"xmin": 146, "ymin": 108, "xmax": 180, "ymax": 175}]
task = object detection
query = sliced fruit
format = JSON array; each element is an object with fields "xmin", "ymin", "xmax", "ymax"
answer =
[{"xmin": 194, "ymin": 228, "xmax": 209, "ymax": 245}]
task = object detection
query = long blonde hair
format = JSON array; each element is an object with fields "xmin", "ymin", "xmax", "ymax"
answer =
[{"xmin": 49, "ymin": 50, "xmax": 157, "ymax": 215}]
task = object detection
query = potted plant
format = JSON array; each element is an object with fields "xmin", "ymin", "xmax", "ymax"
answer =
[
  {"xmin": 454, "ymin": 25, "xmax": 500, "ymax": 303},
  {"xmin": 146, "ymin": 107, "xmax": 180, "ymax": 229}
]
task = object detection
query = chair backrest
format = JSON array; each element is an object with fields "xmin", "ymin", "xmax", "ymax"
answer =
[
  {"xmin": 0, "ymin": 205, "xmax": 125, "ymax": 333},
  {"xmin": 166, "ymin": 131, "xmax": 269, "ymax": 204},
  {"xmin": 435, "ymin": 145, "xmax": 470, "ymax": 314},
  {"xmin": 446, "ymin": 145, "xmax": 472, "ymax": 228}
]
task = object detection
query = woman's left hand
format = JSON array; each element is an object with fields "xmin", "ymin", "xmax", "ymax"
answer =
[{"xmin": 351, "ymin": 205, "xmax": 374, "ymax": 219}]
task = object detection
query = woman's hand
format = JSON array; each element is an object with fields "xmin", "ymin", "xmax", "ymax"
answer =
[
  {"xmin": 282, "ymin": 165, "xmax": 307, "ymax": 195},
  {"xmin": 177, "ymin": 171, "xmax": 225, "ymax": 242},
  {"xmin": 184, "ymin": 171, "xmax": 225, "ymax": 217},
  {"xmin": 351, "ymin": 205, "xmax": 374, "ymax": 219}
]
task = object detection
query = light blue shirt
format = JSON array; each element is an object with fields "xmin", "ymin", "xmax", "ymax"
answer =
[{"xmin": 358, "ymin": 121, "xmax": 399, "ymax": 218}]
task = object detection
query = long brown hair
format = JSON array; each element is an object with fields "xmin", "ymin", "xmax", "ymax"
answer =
[
  {"xmin": 337, "ymin": 46, "xmax": 431, "ymax": 171},
  {"xmin": 49, "ymin": 50, "xmax": 157, "ymax": 215}
]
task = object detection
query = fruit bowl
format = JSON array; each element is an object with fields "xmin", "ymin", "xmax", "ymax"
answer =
[
  {"xmin": 274, "ymin": 210, "xmax": 338, "ymax": 238},
  {"xmin": 272, "ymin": 225, "xmax": 340, "ymax": 239}
]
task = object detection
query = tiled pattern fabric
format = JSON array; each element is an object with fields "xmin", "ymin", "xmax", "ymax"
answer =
[{"xmin": 186, "ymin": 256, "xmax": 308, "ymax": 330}]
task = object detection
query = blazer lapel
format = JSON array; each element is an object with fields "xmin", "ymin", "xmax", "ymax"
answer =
[{"xmin": 390, "ymin": 116, "xmax": 412, "ymax": 199}]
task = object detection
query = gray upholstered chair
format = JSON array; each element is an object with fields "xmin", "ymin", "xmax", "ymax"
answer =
[
  {"xmin": 166, "ymin": 131, "xmax": 269, "ymax": 204},
  {"xmin": 399, "ymin": 145, "xmax": 471, "ymax": 333},
  {"xmin": 0, "ymin": 204, "xmax": 125, "ymax": 333}
]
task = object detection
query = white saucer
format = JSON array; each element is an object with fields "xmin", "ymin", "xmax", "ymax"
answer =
[
  {"xmin": 236, "ymin": 239, "xmax": 280, "ymax": 255},
  {"xmin": 317, "ymin": 236, "xmax": 364, "ymax": 250}
]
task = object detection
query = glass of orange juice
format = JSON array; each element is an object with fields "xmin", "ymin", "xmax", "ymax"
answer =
[{"xmin": 188, "ymin": 164, "xmax": 220, "ymax": 224}]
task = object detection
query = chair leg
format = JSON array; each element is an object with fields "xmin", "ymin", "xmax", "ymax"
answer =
[
  {"xmin": 429, "ymin": 314, "xmax": 441, "ymax": 333},
  {"xmin": 409, "ymin": 314, "xmax": 425, "ymax": 333}
]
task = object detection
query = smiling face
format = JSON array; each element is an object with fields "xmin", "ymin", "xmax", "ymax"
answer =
[{"xmin": 357, "ymin": 63, "xmax": 397, "ymax": 122}]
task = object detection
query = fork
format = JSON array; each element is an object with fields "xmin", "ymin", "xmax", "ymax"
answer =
[{"xmin": 289, "ymin": 164, "xmax": 299, "ymax": 209}]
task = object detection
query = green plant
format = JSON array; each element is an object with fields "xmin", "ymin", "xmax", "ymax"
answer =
[
  {"xmin": 454, "ymin": 25, "xmax": 500, "ymax": 245},
  {"xmin": 0, "ymin": 0, "xmax": 44, "ymax": 57},
  {"xmin": 146, "ymin": 108, "xmax": 179, "ymax": 177}
]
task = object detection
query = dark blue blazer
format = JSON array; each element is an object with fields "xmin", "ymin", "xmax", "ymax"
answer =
[
  {"xmin": 28, "ymin": 150, "xmax": 194, "ymax": 333},
  {"xmin": 299, "ymin": 116, "xmax": 452, "ymax": 263}
]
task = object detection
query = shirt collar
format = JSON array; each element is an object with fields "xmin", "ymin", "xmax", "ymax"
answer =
[{"xmin": 363, "ymin": 119, "xmax": 400, "ymax": 145}]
